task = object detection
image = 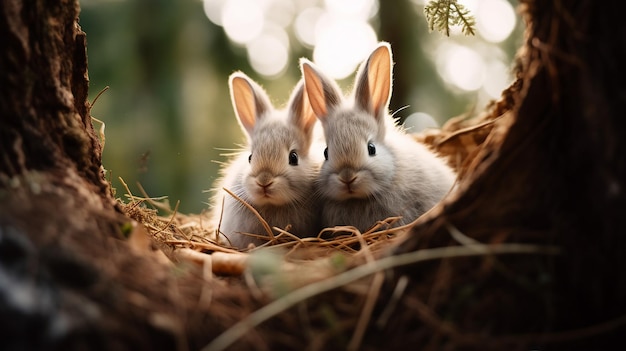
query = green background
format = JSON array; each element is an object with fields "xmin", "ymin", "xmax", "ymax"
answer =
[{"xmin": 79, "ymin": 0, "xmax": 523, "ymax": 214}]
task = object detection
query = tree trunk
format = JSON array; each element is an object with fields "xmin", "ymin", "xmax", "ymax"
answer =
[
  {"xmin": 387, "ymin": 0, "xmax": 626, "ymax": 349},
  {"xmin": 0, "ymin": 0, "xmax": 194, "ymax": 349},
  {"xmin": 1, "ymin": 0, "xmax": 625, "ymax": 350}
]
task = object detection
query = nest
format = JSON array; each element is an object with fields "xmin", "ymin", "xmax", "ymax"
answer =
[
  {"xmin": 114, "ymin": 96, "xmax": 523, "ymax": 350},
  {"xmin": 119, "ymin": 177, "xmax": 418, "ymax": 278},
  {"xmin": 114, "ymin": 80, "xmax": 580, "ymax": 350},
  {"xmin": 120, "ymin": 100, "xmax": 501, "ymax": 272}
]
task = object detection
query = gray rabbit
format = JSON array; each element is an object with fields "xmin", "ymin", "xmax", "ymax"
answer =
[
  {"xmin": 210, "ymin": 72, "xmax": 322, "ymax": 248},
  {"xmin": 300, "ymin": 42, "xmax": 456, "ymax": 232}
]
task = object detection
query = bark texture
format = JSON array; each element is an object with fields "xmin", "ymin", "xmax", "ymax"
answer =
[
  {"xmin": 0, "ymin": 1, "xmax": 187, "ymax": 349},
  {"xmin": 385, "ymin": 0, "xmax": 626, "ymax": 349}
]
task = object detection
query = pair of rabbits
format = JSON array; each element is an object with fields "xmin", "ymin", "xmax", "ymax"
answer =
[{"xmin": 210, "ymin": 42, "xmax": 457, "ymax": 249}]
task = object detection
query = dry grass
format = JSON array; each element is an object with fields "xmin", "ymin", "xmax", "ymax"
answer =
[
  {"xmin": 120, "ymin": 183, "xmax": 561, "ymax": 351},
  {"xmin": 119, "ymin": 100, "xmax": 505, "ymax": 272},
  {"xmin": 120, "ymin": 183, "xmax": 413, "ymax": 276},
  {"xmin": 118, "ymin": 86, "xmax": 509, "ymax": 276},
  {"xmin": 116, "ymin": 94, "xmax": 568, "ymax": 350},
  {"xmin": 119, "ymin": 176, "xmax": 424, "ymax": 350}
]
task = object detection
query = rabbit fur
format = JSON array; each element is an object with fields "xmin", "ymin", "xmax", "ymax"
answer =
[
  {"xmin": 210, "ymin": 72, "xmax": 321, "ymax": 249},
  {"xmin": 300, "ymin": 42, "xmax": 456, "ymax": 232}
]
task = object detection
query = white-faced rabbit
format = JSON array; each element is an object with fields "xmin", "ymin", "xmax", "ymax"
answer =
[
  {"xmin": 300, "ymin": 42, "xmax": 456, "ymax": 232},
  {"xmin": 210, "ymin": 72, "xmax": 321, "ymax": 249}
]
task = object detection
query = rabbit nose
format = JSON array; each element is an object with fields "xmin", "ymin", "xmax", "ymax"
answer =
[
  {"xmin": 256, "ymin": 180, "xmax": 274, "ymax": 196},
  {"xmin": 256, "ymin": 180, "xmax": 273, "ymax": 189},
  {"xmin": 341, "ymin": 176, "xmax": 357, "ymax": 185},
  {"xmin": 339, "ymin": 169, "xmax": 357, "ymax": 185},
  {"xmin": 256, "ymin": 172, "xmax": 274, "ymax": 186}
]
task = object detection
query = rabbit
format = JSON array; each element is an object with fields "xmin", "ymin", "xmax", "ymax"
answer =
[
  {"xmin": 209, "ymin": 72, "xmax": 322, "ymax": 249},
  {"xmin": 300, "ymin": 42, "xmax": 457, "ymax": 233}
]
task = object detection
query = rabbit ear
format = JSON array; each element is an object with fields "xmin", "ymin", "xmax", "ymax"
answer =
[
  {"xmin": 229, "ymin": 72, "xmax": 272, "ymax": 135},
  {"xmin": 354, "ymin": 42, "xmax": 393, "ymax": 122},
  {"xmin": 287, "ymin": 80, "xmax": 317, "ymax": 138},
  {"xmin": 300, "ymin": 58, "xmax": 342, "ymax": 122}
]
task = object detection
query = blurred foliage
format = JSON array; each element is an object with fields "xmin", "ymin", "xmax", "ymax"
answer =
[{"xmin": 79, "ymin": 0, "xmax": 523, "ymax": 214}]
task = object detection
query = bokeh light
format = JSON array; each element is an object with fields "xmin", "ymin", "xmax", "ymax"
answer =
[
  {"xmin": 437, "ymin": 43, "xmax": 485, "ymax": 92},
  {"xmin": 312, "ymin": 15, "xmax": 377, "ymax": 79},
  {"xmin": 221, "ymin": 0, "xmax": 264, "ymax": 44},
  {"xmin": 265, "ymin": 0, "xmax": 295, "ymax": 28},
  {"xmin": 403, "ymin": 112, "xmax": 440, "ymax": 132},
  {"xmin": 80, "ymin": 0, "xmax": 522, "ymax": 214},
  {"xmin": 324, "ymin": 0, "xmax": 377, "ymax": 20},
  {"xmin": 476, "ymin": 0, "xmax": 516, "ymax": 43},
  {"xmin": 294, "ymin": 7, "xmax": 324, "ymax": 48},
  {"xmin": 203, "ymin": 0, "xmax": 379, "ymax": 79},
  {"xmin": 202, "ymin": 0, "xmax": 226, "ymax": 25},
  {"xmin": 415, "ymin": 0, "xmax": 517, "ymax": 100},
  {"xmin": 483, "ymin": 59, "xmax": 511, "ymax": 98},
  {"xmin": 247, "ymin": 32, "xmax": 289, "ymax": 77}
]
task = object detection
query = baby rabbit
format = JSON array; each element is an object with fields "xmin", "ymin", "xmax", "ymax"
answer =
[
  {"xmin": 300, "ymin": 42, "xmax": 456, "ymax": 232},
  {"xmin": 210, "ymin": 72, "xmax": 321, "ymax": 249}
]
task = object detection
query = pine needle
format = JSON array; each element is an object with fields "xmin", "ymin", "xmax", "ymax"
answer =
[{"xmin": 424, "ymin": 0, "xmax": 476, "ymax": 36}]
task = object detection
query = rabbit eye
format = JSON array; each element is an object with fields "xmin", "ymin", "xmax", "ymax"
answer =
[
  {"xmin": 367, "ymin": 142, "xmax": 376, "ymax": 156},
  {"xmin": 323, "ymin": 147, "xmax": 328, "ymax": 160},
  {"xmin": 248, "ymin": 154, "xmax": 252, "ymax": 163},
  {"xmin": 289, "ymin": 150, "xmax": 299, "ymax": 166}
]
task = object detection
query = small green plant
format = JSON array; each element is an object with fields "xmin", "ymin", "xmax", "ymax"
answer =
[{"xmin": 424, "ymin": 0, "xmax": 476, "ymax": 36}]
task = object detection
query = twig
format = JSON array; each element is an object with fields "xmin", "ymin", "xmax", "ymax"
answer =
[
  {"xmin": 201, "ymin": 243, "xmax": 560, "ymax": 351},
  {"xmin": 152, "ymin": 200, "xmax": 180, "ymax": 237},
  {"xmin": 348, "ymin": 225, "xmax": 384, "ymax": 351},
  {"xmin": 200, "ymin": 252, "xmax": 213, "ymax": 308},
  {"xmin": 118, "ymin": 177, "xmax": 148, "ymax": 212},
  {"xmin": 89, "ymin": 86, "xmax": 110, "ymax": 150},
  {"xmin": 163, "ymin": 240, "xmax": 240, "ymax": 254},
  {"xmin": 119, "ymin": 176, "xmax": 135, "ymax": 201},
  {"xmin": 216, "ymin": 196, "xmax": 225, "ymax": 243},
  {"xmin": 446, "ymin": 222, "xmax": 480, "ymax": 246},
  {"xmin": 376, "ymin": 275, "xmax": 409, "ymax": 328},
  {"xmin": 136, "ymin": 181, "xmax": 173, "ymax": 213},
  {"xmin": 437, "ymin": 113, "xmax": 506, "ymax": 146},
  {"xmin": 223, "ymin": 187, "xmax": 274, "ymax": 241}
]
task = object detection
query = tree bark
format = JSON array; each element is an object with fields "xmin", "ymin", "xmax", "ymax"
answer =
[
  {"xmin": 1, "ymin": 0, "xmax": 104, "ymax": 192},
  {"xmin": 0, "ymin": 1, "xmax": 192, "ymax": 349},
  {"xmin": 387, "ymin": 0, "xmax": 626, "ymax": 349}
]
